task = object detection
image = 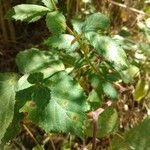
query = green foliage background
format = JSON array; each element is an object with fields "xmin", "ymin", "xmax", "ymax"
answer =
[{"xmin": 0, "ymin": 0, "xmax": 150, "ymax": 149}]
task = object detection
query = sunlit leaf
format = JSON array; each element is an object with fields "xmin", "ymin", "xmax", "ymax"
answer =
[
  {"xmin": 87, "ymin": 89, "xmax": 100, "ymax": 103},
  {"xmin": 42, "ymin": 0, "xmax": 58, "ymax": 10},
  {"xmin": 85, "ymin": 32, "xmax": 129, "ymax": 70},
  {"xmin": 83, "ymin": 12, "xmax": 110, "ymax": 32},
  {"xmin": 5, "ymin": 4, "xmax": 50, "ymax": 22},
  {"xmin": 121, "ymin": 65, "xmax": 140, "ymax": 83},
  {"xmin": 72, "ymin": 19, "xmax": 84, "ymax": 34},
  {"xmin": 20, "ymin": 71, "xmax": 89, "ymax": 137},
  {"xmin": 16, "ymin": 48, "xmax": 64, "ymax": 75},
  {"xmin": 133, "ymin": 79, "xmax": 149, "ymax": 101},
  {"xmin": 44, "ymin": 34, "xmax": 79, "ymax": 51},
  {"xmin": 102, "ymin": 82, "xmax": 118, "ymax": 99},
  {"xmin": 46, "ymin": 11, "xmax": 66, "ymax": 34}
]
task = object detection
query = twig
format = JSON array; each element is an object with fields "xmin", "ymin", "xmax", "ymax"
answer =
[
  {"xmin": 108, "ymin": 136, "xmax": 112, "ymax": 150},
  {"xmin": 92, "ymin": 118, "xmax": 98, "ymax": 150},
  {"xmin": 82, "ymin": 44, "xmax": 101, "ymax": 74},
  {"xmin": 50, "ymin": 0, "xmax": 58, "ymax": 11},
  {"xmin": 108, "ymin": 0, "xmax": 150, "ymax": 17},
  {"xmin": 87, "ymin": 101, "xmax": 112, "ymax": 150},
  {"xmin": 49, "ymin": 138, "xmax": 56, "ymax": 150},
  {"xmin": 43, "ymin": 135, "xmax": 56, "ymax": 150},
  {"xmin": 22, "ymin": 124, "xmax": 44, "ymax": 150},
  {"xmin": 66, "ymin": 25, "xmax": 77, "ymax": 37},
  {"xmin": 50, "ymin": 0, "xmax": 101, "ymax": 75},
  {"xmin": 114, "ymin": 132, "xmax": 125, "ymax": 140}
]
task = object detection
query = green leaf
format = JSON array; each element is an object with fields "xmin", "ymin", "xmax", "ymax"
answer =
[
  {"xmin": 119, "ymin": 27, "xmax": 131, "ymax": 37},
  {"xmin": 88, "ymin": 74, "xmax": 103, "ymax": 97},
  {"xmin": 32, "ymin": 85, "xmax": 51, "ymax": 108},
  {"xmin": 1, "ymin": 111, "xmax": 23, "ymax": 148},
  {"xmin": 102, "ymin": 82, "xmax": 118, "ymax": 99},
  {"xmin": 126, "ymin": 65, "xmax": 139, "ymax": 78},
  {"xmin": 124, "ymin": 117, "xmax": 150, "ymax": 150},
  {"xmin": 16, "ymin": 48, "xmax": 50, "ymax": 74},
  {"xmin": 42, "ymin": 0, "xmax": 58, "ymax": 10},
  {"xmin": 98, "ymin": 108, "xmax": 118, "ymax": 137},
  {"xmin": 16, "ymin": 75, "xmax": 51, "ymax": 109},
  {"xmin": 72, "ymin": 19, "xmax": 84, "ymax": 34},
  {"xmin": 15, "ymin": 75, "xmax": 34, "ymax": 110},
  {"xmin": 27, "ymin": 72, "xmax": 44, "ymax": 84},
  {"xmin": 87, "ymin": 89, "xmax": 101, "ymax": 103},
  {"xmin": 87, "ymin": 89, "xmax": 102, "ymax": 110},
  {"xmin": 16, "ymin": 74, "xmax": 32, "ymax": 91},
  {"xmin": 85, "ymin": 32, "xmax": 128, "ymax": 70},
  {"xmin": 16, "ymin": 48, "xmax": 64, "ymax": 75},
  {"xmin": 21, "ymin": 71, "xmax": 89, "ymax": 137},
  {"xmin": 83, "ymin": 12, "xmax": 110, "ymax": 32},
  {"xmin": 5, "ymin": 4, "xmax": 50, "ymax": 22},
  {"xmin": 16, "ymin": 86, "xmax": 50, "ymax": 111},
  {"xmin": 133, "ymin": 79, "xmax": 149, "ymax": 101},
  {"xmin": 121, "ymin": 65, "xmax": 139, "ymax": 83},
  {"xmin": 138, "ymin": 43, "xmax": 150, "ymax": 56},
  {"xmin": 112, "ymin": 117, "xmax": 150, "ymax": 150},
  {"xmin": 86, "ymin": 108, "xmax": 118, "ymax": 138},
  {"xmin": 0, "ymin": 73, "xmax": 19, "ymax": 144},
  {"xmin": 41, "ymin": 34, "xmax": 81, "ymax": 67},
  {"xmin": 44, "ymin": 34, "xmax": 79, "ymax": 52},
  {"xmin": 46, "ymin": 11, "xmax": 66, "ymax": 34}
]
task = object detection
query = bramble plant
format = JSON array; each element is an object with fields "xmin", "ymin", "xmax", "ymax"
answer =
[{"xmin": 0, "ymin": 0, "xmax": 150, "ymax": 149}]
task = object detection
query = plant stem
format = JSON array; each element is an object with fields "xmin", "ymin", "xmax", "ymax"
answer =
[
  {"xmin": 88, "ymin": 101, "xmax": 113, "ymax": 150},
  {"xmin": 66, "ymin": 25, "xmax": 76, "ymax": 37},
  {"xmin": 66, "ymin": 25, "xmax": 101, "ymax": 74},
  {"xmin": 92, "ymin": 118, "xmax": 97, "ymax": 150},
  {"xmin": 50, "ymin": 0, "xmax": 58, "ymax": 11},
  {"xmin": 82, "ymin": 44, "xmax": 100, "ymax": 74},
  {"xmin": 50, "ymin": 0, "xmax": 101, "ymax": 74},
  {"xmin": 22, "ymin": 124, "xmax": 44, "ymax": 150},
  {"xmin": 49, "ymin": 138, "xmax": 56, "ymax": 150},
  {"xmin": 108, "ymin": 0, "xmax": 150, "ymax": 16}
]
